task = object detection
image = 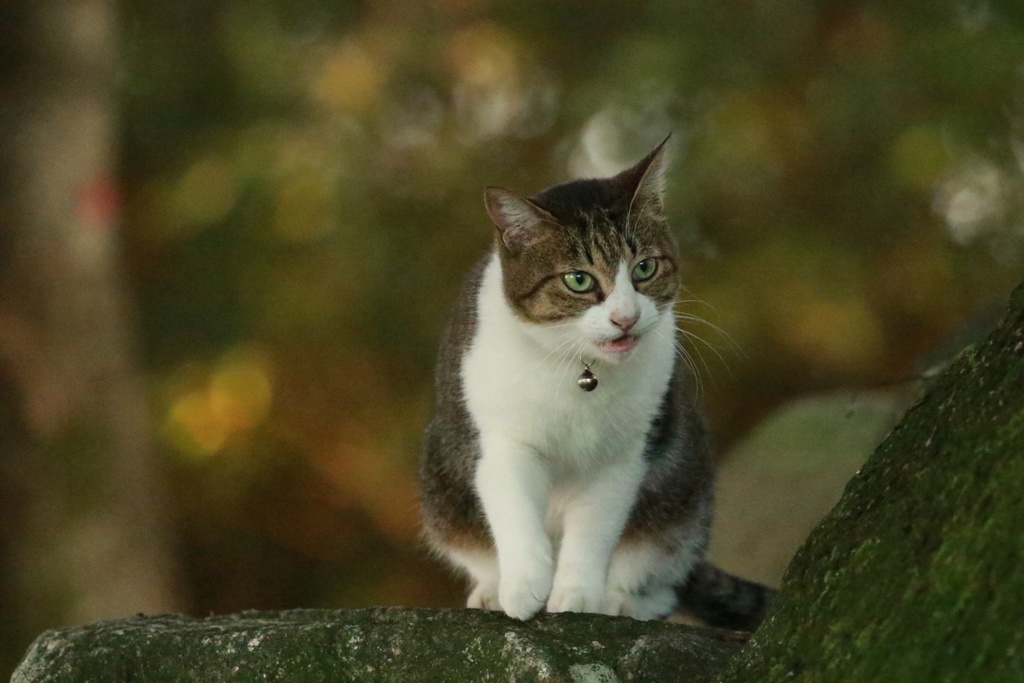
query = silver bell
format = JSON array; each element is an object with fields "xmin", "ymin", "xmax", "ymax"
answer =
[{"xmin": 577, "ymin": 367, "xmax": 598, "ymax": 392}]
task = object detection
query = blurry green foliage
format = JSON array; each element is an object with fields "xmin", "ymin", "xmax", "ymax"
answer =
[{"xmin": 115, "ymin": 0, "xmax": 1024, "ymax": 617}]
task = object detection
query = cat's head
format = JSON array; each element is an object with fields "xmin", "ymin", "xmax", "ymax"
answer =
[{"xmin": 483, "ymin": 138, "xmax": 678, "ymax": 365}]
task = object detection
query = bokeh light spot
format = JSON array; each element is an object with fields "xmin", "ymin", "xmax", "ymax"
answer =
[
  {"xmin": 313, "ymin": 40, "xmax": 386, "ymax": 114},
  {"xmin": 446, "ymin": 20, "xmax": 558, "ymax": 140},
  {"xmin": 775, "ymin": 294, "xmax": 886, "ymax": 375},
  {"xmin": 890, "ymin": 124, "xmax": 954, "ymax": 189},
  {"xmin": 274, "ymin": 172, "xmax": 336, "ymax": 242},
  {"xmin": 172, "ymin": 155, "xmax": 239, "ymax": 228},
  {"xmin": 934, "ymin": 157, "xmax": 1007, "ymax": 245},
  {"xmin": 163, "ymin": 348, "xmax": 273, "ymax": 459}
]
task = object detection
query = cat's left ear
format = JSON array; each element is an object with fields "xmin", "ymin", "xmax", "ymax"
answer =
[
  {"xmin": 483, "ymin": 187, "xmax": 558, "ymax": 256},
  {"xmin": 620, "ymin": 134, "xmax": 670, "ymax": 211}
]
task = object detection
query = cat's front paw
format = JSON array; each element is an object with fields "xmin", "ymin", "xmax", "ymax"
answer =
[
  {"xmin": 498, "ymin": 560, "xmax": 553, "ymax": 620},
  {"xmin": 466, "ymin": 581, "xmax": 500, "ymax": 611},
  {"xmin": 547, "ymin": 579, "xmax": 607, "ymax": 614}
]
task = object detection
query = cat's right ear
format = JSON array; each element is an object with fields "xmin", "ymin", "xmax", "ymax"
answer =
[{"xmin": 483, "ymin": 187, "xmax": 557, "ymax": 256}]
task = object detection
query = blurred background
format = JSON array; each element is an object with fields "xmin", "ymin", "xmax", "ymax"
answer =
[{"xmin": 2, "ymin": 0, "xmax": 1024, "ymax": 676}]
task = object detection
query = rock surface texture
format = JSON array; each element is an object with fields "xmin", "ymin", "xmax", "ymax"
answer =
[{"xmin": 11, "ymin": 608, "xmax": 746, "ymax": 682}]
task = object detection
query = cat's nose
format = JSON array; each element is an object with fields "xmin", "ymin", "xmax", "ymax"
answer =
[{"xmin": 611, "ymin": 312, "xmax": 639, "ymax": 333}]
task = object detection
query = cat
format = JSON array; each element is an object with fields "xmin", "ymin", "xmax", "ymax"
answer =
[{"xmin": 419, "ymin": 138, "xmax": 772, "ymax": 629}]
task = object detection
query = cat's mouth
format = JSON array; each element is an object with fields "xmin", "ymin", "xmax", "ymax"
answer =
[{"xmin": 599, "ymin": 333, "xmax": 639, "ymax": 354}]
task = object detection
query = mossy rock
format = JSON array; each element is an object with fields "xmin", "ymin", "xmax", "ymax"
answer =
[
  {"xmin": 11, "ymin": 607, "xmax": 746, "ymax": 683},
  {"xmin": 720, "ymin": 282, "xmax": 1024, "ymax": 682}
]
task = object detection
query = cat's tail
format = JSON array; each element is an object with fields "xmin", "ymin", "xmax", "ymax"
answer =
[{"xmin": 676, "ymin": 560, "xmax": 776, "ymax": 631}]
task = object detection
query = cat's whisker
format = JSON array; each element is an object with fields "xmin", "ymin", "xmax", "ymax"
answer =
[
  {"xmin": 677, "ymin": 336, "xmax": 714, "ymax": 390},
  {"xmin": 679, "ymin": 286, "xmax": 720, "ymax": 311},
  {"xmin": 653, "ymin": 328, "xmax": 704, "ymax": 400},
  {"xmin": 545, "ymin": 338, "xmax": 585, "ymax": 401},
  {"xmin": 552, "ymin": 338, "xmax": 587, "ymax": 400},
  {"xmin": 675, "ymin": 339, "xmax": 706, "ymax": 400},
  {"xmin": 563, "ymin": 339, "xmax": 589, "ymax": 386},
  {"xmin": 539, "ymin": 330, "xmax": 581, "ymax": 366},
  {"xmin": 641, "ymin": 311, "xmax": 718, "ymax": 398},
  {"xmin": 674, "ymin": 326, "xmax": 731, "ymax": 380},
  {"xmin": 547, "ymin": 334, "xmax": 576, "ymax": 375},
  {"xmin": 675, "ymin": 300, "xmax": 719, "ymax": 310},
  {"xmin": 550, "ymin": 346, "xmax": 586, "ymax": 396},
  {"xmin": 675, "ymin": 291, "xmax": 745, "ymax": 358},
  {"xmin": 541, "ymin": 319, "xmax": 582, "ymax": 330},
  {"xmin": 675, "ymin": 315, "xmax": 743, "ymax": 357},
  {"xmin": 674, "ymin": 305, "xmax": 743, "ymax": 369},
  {"xmin": 540, "ymin": 340, "xmax": 576, "ymax": 368},
  {"xmin": 673, "ymin": 323, "xmax": 728, "ymax": 355}
]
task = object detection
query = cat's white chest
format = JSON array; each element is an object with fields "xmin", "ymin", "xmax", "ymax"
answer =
[{"xmin": 461, "ymin": 255, "xmax": 674, "ymax": 475}]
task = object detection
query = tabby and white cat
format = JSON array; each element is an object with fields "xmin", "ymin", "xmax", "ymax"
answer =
[{"xmin": 420, "ymin": 139, "xmax": 771, "ymax": 628}]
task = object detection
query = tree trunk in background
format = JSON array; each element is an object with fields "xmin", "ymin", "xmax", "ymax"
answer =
[{"xmin": 0, "ymin": 0, "xmax": 181, "ymax": 663}]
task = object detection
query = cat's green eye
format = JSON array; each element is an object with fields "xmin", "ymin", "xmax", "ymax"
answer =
[
  {"xmin": 632, "ymin": 258, "xmax": 658, "ymax": 282},
  {"xmin": 564, "ymin": 271, "xmax": 596, "ymax": 293}
]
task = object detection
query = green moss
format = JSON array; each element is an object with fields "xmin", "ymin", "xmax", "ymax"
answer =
[{"xmin": 720, "ymin": 283, "xmax": 1024, "ymax": 682}]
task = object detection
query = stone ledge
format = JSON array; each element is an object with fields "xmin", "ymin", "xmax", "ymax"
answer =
[{"xmin": 12, "ymin": 607, "xmax": 748, "ymax": 682}]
